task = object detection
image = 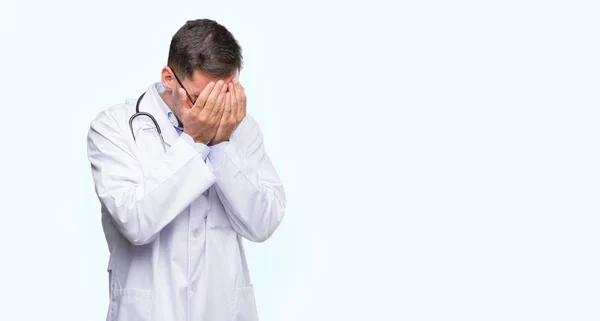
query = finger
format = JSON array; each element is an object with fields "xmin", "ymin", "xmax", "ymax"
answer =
[
  {"xmin": 178, "ymin": 88, "xmax": 191, "ymax": 112},
  {"xmin": 227, "ymin": 85, "xmax": 235, "ymax": 121},
  {"xmin": 223, "ymin": 91, "xmax": 232, "ymax": 122},
  {"xmin": 193, "ymin": 81, "xmax": 215, "ymax": 110},
  {"xmin": 242, "ymin": 87, "xmax": 248, "ymax": 117},
  {"xmin": 234, "ymin": 80, "xmax": 245, "ymax": 120},
  {"xmin": 202, "ymin": 80, "xmax": 225, "ymax": 113},
  {"xmin": 235, "ymin": 81, "xmax": 244, "ymax": 105},
  {"xmin": 211, "ymin": 83, "xmax": 228, "ymax": 120},
  {"xmin": 229, "ymin": 83, "xmax": 239, "ymax": 121},
  {"xmin": 240, "ymin": 84, "xmax": 246, "ymax": 119}
]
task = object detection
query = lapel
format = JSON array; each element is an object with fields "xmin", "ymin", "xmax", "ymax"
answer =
[{"xmin": 139, "ymin": 83, "xmax": 180, "ymax": 148}]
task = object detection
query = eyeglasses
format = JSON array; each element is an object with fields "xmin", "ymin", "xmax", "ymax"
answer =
[{"xmin": 170, "ymin": 68, "xmax": 197, "ymax": 105}]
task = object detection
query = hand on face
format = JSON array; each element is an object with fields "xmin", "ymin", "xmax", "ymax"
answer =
[
  {"xmin": 210, "ymin": 78, "xmax": 246, "ymax": 146},
  {"xmin": 180, "ymin": 80, "xmax": 228, "ymax": 144}
]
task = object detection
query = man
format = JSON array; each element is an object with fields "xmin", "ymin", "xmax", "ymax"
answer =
[{"xmin": 87, "ymin": 19, "xmax": 286, "ymax": 321}]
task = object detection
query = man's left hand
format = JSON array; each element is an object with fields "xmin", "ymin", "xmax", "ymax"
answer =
[{"xmin": 210, "ymin": 79, "xmax": 247, "ymax": 146}]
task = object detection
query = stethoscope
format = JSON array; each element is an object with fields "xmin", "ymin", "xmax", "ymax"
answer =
[{"xmin": 128, "ymin": 92, "xmax": 167, "ymax": 153}]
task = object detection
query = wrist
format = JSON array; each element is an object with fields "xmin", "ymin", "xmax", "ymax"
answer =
[
  {"xmin": 208, "ymin": 140, "xmax": 221, "ymax": 146},
  {"xmin": 184, "ymin": 131, "xmax": 209, "ymax": 144},
  {"xmin": 192, "ymin": 136, "xmax": 209, "ymax": 144}
]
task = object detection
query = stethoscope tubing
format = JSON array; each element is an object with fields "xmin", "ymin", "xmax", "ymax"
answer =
[{"xmin": 128, "ymin": 92, "xmax": 167, "ymax": 153}]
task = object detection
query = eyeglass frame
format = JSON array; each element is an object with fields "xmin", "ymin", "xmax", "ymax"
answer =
[{"xmin": 169, "ymin": 67, "xmax": 197, "ymax": 105}]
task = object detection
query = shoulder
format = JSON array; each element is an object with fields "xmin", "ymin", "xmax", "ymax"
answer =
[
  {"xmin": 88, "ymin": 99, "xmax": 136, "ymax": 134},
  {"xmin": 86, "ymin": 100, "xmax": 139, "ymax": 158}
]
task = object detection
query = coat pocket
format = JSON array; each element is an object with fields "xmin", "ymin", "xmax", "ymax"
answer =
[
  {"xmin": 230, "ymin": 285, "xmax": 260, "ymax": 321},
  {"xmin": 110, "ymin": 288, "xmax": 155, "ymax": 321}
]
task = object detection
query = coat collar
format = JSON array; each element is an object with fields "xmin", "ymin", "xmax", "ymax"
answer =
[{"xmin": 137, "ymin": 83, "xmax": 181, "ymax": 147}]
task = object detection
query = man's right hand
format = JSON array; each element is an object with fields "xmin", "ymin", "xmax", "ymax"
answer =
[{"xmin": 180, "ymin": 80, "xmax": 228, "ymax": 144}]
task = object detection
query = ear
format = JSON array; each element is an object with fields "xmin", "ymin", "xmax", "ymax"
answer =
[{"xmin": 161, "ymin": 66, "xmax": 175, "ymax": 92}]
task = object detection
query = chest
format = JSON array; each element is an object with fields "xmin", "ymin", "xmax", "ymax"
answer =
[{"xmin": 130, "ymin": 127, "xmax": 234, "ymax": 233}]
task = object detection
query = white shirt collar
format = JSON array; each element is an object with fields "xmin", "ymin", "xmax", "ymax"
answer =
[{"xmin": 154, "ymin": 82, "xmax": 183, "ymax": 133}]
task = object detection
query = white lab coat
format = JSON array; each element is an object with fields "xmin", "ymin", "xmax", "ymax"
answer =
[{"xmin": 86, "ymin": 83, "xmax": 286, "ymax": 321}]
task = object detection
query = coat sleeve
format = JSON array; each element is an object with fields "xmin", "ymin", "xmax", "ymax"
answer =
[
  {"xmin": 87, "ymin": 111, "xmax": 215, "ymax": 246},
  {"xmin": 207, "ymin": 116, "xmax": 286, "ymax": 242}
]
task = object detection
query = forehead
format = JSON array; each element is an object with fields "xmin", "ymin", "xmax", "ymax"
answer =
[{"xmin": 187, "ymin": 70, "xmax": 238, "ymax": 96}]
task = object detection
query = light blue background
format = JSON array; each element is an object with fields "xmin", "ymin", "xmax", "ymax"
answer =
[{"xmin": 0, "ymin": 0, "xmax": 598, "ymax": 320}]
